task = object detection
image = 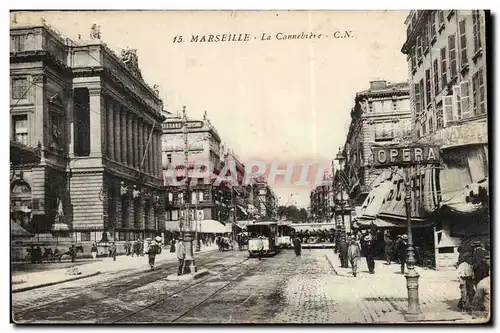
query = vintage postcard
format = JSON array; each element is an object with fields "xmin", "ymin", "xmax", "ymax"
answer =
[{"xmin": 10, "ymin": 10, "xmax": 490, "ymax": 324}]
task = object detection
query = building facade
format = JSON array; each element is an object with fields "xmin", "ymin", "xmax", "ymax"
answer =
[
  {"xmin": 342, "ymin": 80, "xmax": 411, "ymax": 207},
  {"xmin": 309, "ymin": 185, "xmax": 331, "ymax": 222},
  {"xmin": 402, "ymin": 10, "xmax": 489, "ymax": 269},
  {"xmin": 10, "ymin": 22, "xmax": 165, "ymax": 251}
]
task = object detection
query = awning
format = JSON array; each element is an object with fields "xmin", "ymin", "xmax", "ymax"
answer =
[
  {"xmin": 357, "ymin": 167, "xmax": 439, "ymax": 225},
  {"xmin": 165, "ymin": 220, "xmax": 227, "ymax": 233},
  {"xmin": 357, "ymin": 217, "xmax": 433, "ymax": 229},
  {"xmin": 11, "ymin": 222, "xmax": 33, "ymax": 237}
]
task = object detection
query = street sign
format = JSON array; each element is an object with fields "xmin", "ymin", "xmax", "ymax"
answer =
[{"xmin": 372, "ymin": 145, "xmax": 440, "ymax": 167}]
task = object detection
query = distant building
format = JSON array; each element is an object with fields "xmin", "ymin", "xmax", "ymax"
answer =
[
  {"xmin": 402, "ymin": 10, "xmax": 489, "ymax": 269},
  {"xmin": 309, "ymin": 185, "xmax": 330, "ymax": 223},
  {"xmin": 10, "ymin": 21, "xmax": 166, "ymax": 251},
  {"xmin": 161, "ymin": 112, "xmax": 261, "ymax": 237}
]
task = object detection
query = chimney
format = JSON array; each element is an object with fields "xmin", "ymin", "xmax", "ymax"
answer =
[{"xmin": 369, "ymin": 80, "xmax": 387, "ymax": 90}]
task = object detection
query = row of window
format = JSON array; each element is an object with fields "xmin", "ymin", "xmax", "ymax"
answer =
[
  {"xmin": 417, "ymin": 67, "xmax": 485, "ymax": 137},
  {"xmin": 410, "ymin": 11, "xmax": 482, "ymax": 75},
  {"xmin": 168, "ymin": 209, "xmax": 205, "ymax": 221}
]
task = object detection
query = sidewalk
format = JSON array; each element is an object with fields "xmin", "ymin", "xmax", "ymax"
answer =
[
  {"xmin": 324, "ymin": 252, "xmax": 479, "ymax": 323},
  {"xmin": 12, "ymin": 244, "xmax": 218, "ymax": 293}
]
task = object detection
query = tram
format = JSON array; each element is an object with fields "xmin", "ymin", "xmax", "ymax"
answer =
[
  {"xmin": 277, "ymin": 222, "xmax": 293, "ymax": 249},
  {"xmin": 247, "ymin": 221, "xmax": 280, "ymax": 257}
]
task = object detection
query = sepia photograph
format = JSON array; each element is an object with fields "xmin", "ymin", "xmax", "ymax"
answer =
[{"xmin": 9, "ymin": 9, "xmax": 490, "ymax": 324}]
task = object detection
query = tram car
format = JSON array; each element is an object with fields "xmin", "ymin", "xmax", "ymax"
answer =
[
  {"xmin": 277, "ymin": 222, "xmax": 293, "ymax": 249},
  {"xmin": 247, "ymin": 221, "xmax": 280, "ymax": 257}
]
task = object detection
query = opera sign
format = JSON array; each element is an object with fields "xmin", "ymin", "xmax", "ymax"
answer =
[{"xmin": 372, "ymin": 145, "xmax": 440, "ymax": 167}]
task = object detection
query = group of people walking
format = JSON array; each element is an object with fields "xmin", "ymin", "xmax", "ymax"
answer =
[{"xmin": 336, "ymin": 231, "xmax": 411, "ymax": 277}]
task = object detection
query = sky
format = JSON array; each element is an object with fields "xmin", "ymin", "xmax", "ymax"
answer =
[{"xmin": 12, "ymin": 10, "xmax": 410, "ymax": 209}]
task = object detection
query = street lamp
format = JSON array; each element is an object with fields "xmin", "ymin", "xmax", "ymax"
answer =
[
  {"xmin": 403, "ymin": 169, "xmax": 423, "ymax": 321},
  {"xmin": 334, "ymin": 148, "xmax": 346, "ymax": 240}
]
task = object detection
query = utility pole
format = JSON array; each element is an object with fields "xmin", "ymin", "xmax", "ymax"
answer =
[{"xmin": 182, "ymin": 106, "xmax": 196, "ymax": 274}]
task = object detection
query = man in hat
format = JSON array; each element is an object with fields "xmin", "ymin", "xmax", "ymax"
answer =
[
  {"xmin": 147, "ymin": 240, "xmax": 160, "ymax": 270},
  {"xmin": 347, "ymin": 236, "xmax": 361, "ymax": 277},
  {"xmin": 338, "ymin": 236, "xmax": 349, "ymax": 268},
  {"xmin": 176, "ymin": 237, "xmax": 186, "ymax": 275},
  {"xmin": 293, "ymin": 235, "xmax": 302, "ymax": 256},
  {"xmin": 383, "ymin": 230, "xmax": 394, "ymax": 265},
  {"xmin": 397, "ymin": 235, "xmax": 408, "ymax": 274},
  {"xmin": 363, "ymin": 234, "xmax": 376, "ymax": 274}
]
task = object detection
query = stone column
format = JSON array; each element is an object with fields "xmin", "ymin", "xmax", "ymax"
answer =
[
  {"xmin": 144, "ymin": 123, "xmax": 150, "ymax": 174},
  {"xmin": 138, "ymin": 119, "xmax": 144, "ymax": 171},
  {"xmin": 121, "ymin": 107, "xmax": 127, "ymax": 165},
  {"xmin": 147, "ymin": 124, "xmax": 153, "ymax": 175},
  {"xmin": 133, "ymin": 116, "xmax": 139, "ymax": 169},
  {"xmin": 88, "ymin": 87, "xmax": 102, "ymax": 155},
  {"xmin": 114, "ymin": 102, "xmax": 121, "ymax": 163},
  {"xmin": 107, "ymin": 97, "xmax": 114, "ymax": 160},
  {"xmin": 127, "ymin": 113, "xmax": 133, "ymax": 166},
  {"xmin": 152, "ymin": 131, "xmax": 157, "ymax": 177},
  {"xmin": 157, "ymin": 131, "xmax": 162, "ymax": 177},
  {"xmin": 150, "ymin": 126, "xmax": 155, "ymax": 176}
]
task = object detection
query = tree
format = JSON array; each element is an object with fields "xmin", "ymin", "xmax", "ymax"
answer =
[{"xmin": 278, "ymin": 205, "xmax": 308, "ymax": 223}]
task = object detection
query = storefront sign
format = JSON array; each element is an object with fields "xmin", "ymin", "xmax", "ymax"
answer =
[{"xmin": 372, "ymin": 145, "xmax": 440, "ymax": 167}]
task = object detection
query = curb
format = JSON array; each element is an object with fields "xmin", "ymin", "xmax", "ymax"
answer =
[{"xmin": 12, "ymin": 271, "xmax": 101, "ymax": 293}]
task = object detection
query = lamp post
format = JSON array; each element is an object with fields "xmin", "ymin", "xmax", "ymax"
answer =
[
  {"xmin": 335, "ymin": 148, "xmax": 346, "ymax": 240},
  {"xmin": 181, "ymin": 106, "xmax": 196, "ymax": 274},
  {"xmin": 403, "ymin": 168, "xmax": 422, "ymax": 321}
]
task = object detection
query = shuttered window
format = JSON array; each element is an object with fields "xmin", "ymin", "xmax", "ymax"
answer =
[
  {"xmin": 440, "ymin": 47, "xmax": 447, "ymax": 88},
  {"xmin": 472, "ymin": 10, "xmax": 482, "ymax": 52},
  {"xmin": 459, "ymin": 19, "xmax": 468, "ymax": 67},
  {"xmin": 472, "ymin": 68, "xmax": 486, "ymax": 115},
  {"xmin": 452, "ymin": 85, "xmax": 461, "ymax": 120},
  {"xmin": 443, "ymin": 96, "xmax": 453, "ymax": 127},
  {"xmin": 449, "ymin": 34, "xmax": 457, "ymax": 78},
  {"xmin": 460, "ymin": 81, "xmax": 471, "ymax": 119},
  {"xmin": 414, "ymin": 83, "xmax": 421, "ymax": 115},
  {"xmin": 433, "ymin": 60, "xmax": 440, "ymax": 95}
]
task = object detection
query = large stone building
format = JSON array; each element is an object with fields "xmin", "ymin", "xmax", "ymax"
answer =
[
  {"xmin": 342, "ymin": 80, "xmax": 411, "ymax": 207},
  {"xmin": 10, "ymin": 21, "xmax": 165, "ymax": 253},
  {"xmin": 402, "ymin": 10, "xmax": 489, "ymax": 269}
]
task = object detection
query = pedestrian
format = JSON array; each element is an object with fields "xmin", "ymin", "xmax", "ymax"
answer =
[
  {"xmin": 176, "ymin": 238, "xmax": 186, "ymax": 275},
  {"xmin": 338, "ymin": 236, "xmax": 349, "ymax": 268},
  {"xmin": 363, "ymin": 235, "xmax": 376, "ymax": 274},
  {"xmin": 35, "ymin": 245, "xmax": 42, "ymax": 263},
  {"xmin": 124, "ymin": 240, "xmax": 131, "ymax": 256},
  {"xmin": 347, "ymin": 237, "xmax": 361, "ymax": 277},
  {"xmin": 148, "ymin": 240, "xmax": 160, "ymax": 270},
  {"xmin": 472, "ymin": 255, "xmax": 490, "ymax": 319},
  {"xmin": 384, "ymin": 231, "xmax": 394, "ymax": 265},
  {"xmin": 457, "ymin": 252, "xmax": 475, "ymax": 311},
  {"xmin": 69, "ymin": 244, "xmax": 76, "ymax": 263},
  {"xmin": 139, "ymin": 239, "xmax": 145, "ymax": 256},
  {"xmin": 397, "ymin": 235, "xmax": 408, "ymax": 274},
  {"xmin": 472, "ymin": 242, "xmax": 489, "ymax": 286},
  {"xmin": 110, "ymin": 242, "xmax": 117, "ymax": 261},
  {"xmin": 256, "ymin": 236, "xmax": 264, "ymax": 261},
  {"xmin": 170, "ymin": 239, "xmax": 176, "ymax": 253},
  {"xmin": 91, "ymin": 242, "xmax": 98, "ymax": 261},
  {"xmin": 293, "ymin": 236, "xmax": 302, "ymax": 256}
]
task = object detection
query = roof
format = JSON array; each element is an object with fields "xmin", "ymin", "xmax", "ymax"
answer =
[{"xmin": 356, "ymin": 82, "xmax": 409, "ymax": 98}]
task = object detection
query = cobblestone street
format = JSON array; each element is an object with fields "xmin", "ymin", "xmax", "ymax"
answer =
[{"xmin": 12, "ymin": 248, "xmax": 483, "ymax": 324}]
